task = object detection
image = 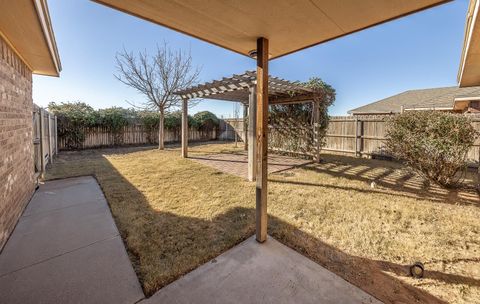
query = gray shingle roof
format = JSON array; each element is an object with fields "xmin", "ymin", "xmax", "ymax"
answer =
[{"xmin": 348, "ymin": 86, "xmax": 480, "ymax": 114}]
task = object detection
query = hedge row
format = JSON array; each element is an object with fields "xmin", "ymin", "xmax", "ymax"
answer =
[{"xmin": 48, "ymin": 102, "xmax": 220, "ymax": 131}]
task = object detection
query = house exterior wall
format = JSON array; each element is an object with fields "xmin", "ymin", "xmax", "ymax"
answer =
[{"xmin": 0, "ymin": 36, "xmax": 35, "ymax": 250}]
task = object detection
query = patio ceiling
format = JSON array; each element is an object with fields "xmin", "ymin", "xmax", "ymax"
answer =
[
  {"xmin": 458, "ymin": 0, "xmax": 480, "ymax": 87},
  {"xmin": 174, "ymin": 71, "xmax": 314, "ymax": 104},
  {"xmin": 93, "ymin": 0, "xmax": 449, "ymax": 59},
  {"xmin": 0, "ymin": 0, "xmax": 61, "ymax": 76}
]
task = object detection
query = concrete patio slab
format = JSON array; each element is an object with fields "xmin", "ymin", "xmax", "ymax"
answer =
[
  {"xmin": 0, "ymin": 176, "xmax": 144, "ymax": 304},
  {"xmin": 190, "ymin": 152, "xmax": 311, "ymax": 179},
  {"xmin": 143, "ymin": 236, "xmax": 382, "ymax": 304}
]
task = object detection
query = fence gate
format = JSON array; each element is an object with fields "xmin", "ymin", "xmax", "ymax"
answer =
[{"xmin": 33, "ymin": 104, "xmax": 58, "ymax": 179}]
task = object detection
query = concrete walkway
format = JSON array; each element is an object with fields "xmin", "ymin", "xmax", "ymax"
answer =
[
  {"xmin": 0, "ymin": 176, "xmax": 145, "ymax": 304},
  {"xmin": 143, "ymin": 236, "xmax": 382, "ymax": 304},
  {"xmin": 190, "ymin": 152, "xmax": 311, "ymax": 179}
]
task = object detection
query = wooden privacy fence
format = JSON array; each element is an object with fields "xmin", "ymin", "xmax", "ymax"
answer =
[
  {"xmin": 325, "ymin": 115, "xmax": 480, "ymax": 165},
  {"xmin": 223, "ymin": 114, "xmax": 480, "ymax": 165},
  {"xmin": 33, "ymin": 104, "xmax": 58, "ymax": 178},
  {"xmin": 58, "ymin": 124, "xmax": 217, "ymax": 150}
]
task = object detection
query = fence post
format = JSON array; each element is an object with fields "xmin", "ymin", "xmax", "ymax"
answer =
[
  {"xmin": 39, "ymin": 108, "xmax": 46, "ymax": 178},
  {"xmin": 47, "ymin": 112, "xmax": 52, "ymax": 164},
  {"xmin": 354, "ymin": 117, "xmax": 359, "ymax": 157},
  {"xmin": 55, "ymin": 116, "xmax": 58, "ymax": 154},
  {"xmin": 355, "ymin": 118, "xmax": 363, "ymax": 157}
]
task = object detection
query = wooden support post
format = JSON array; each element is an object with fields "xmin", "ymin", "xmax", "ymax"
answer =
[
  {"xmin": 243, "ymin": 104, "xmax": 248, "ymax": 151},
  {"xmin": 256, "ymin": 37, "xmax": 268, "ymax": 243},
  {"xmin": 248, "ymin": 86, "xmax": 257, "ymax": 182},
  {"xmin": 312, "ymin": 101, "xmax": 321, "ymax": 163},
  {"xmin": 39, "ymin": 109, "xmax": 46, "ymax": 178},
  {"xmin": 181, "ymin": 98, "xmax": 188, "ymax": 158}
]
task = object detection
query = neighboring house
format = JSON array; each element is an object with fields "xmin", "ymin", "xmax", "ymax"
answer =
[
  {"xmin": 348, "ymin": 86, "xmax": 480, "ymax": 115},
  {"xmin": 0, "ymin": 1, "xmax": 61, "ymax": 249}
]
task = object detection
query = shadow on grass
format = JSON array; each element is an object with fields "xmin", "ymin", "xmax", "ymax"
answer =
[
  {"xmin": 299, "ymin": 154, "xmax": 479, "ymax": 207},
  {"xmin": 46, "ymin": 149, "xmax": 461, "ymax": 303}
]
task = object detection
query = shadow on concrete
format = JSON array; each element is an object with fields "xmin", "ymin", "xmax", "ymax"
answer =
[{"xmin": 46, "ymin": 148, "xmax": 460, "ymax": 303}]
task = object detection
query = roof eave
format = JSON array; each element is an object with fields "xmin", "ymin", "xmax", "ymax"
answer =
[
  {"xmin": 0, "ymin": 0, "xmax": 61, "ymax": 76},
  {"xmin": 33, "ymin": 0, "xmax": 62, "ymax": 76},
  {"xmin": 458, "ymin": 0, "xmax": 479, "ymax": 87}
]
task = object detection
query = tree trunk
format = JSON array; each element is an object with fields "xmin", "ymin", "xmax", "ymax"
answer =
[{"xmin": 159, "ymin": 109, "xmax": 165, "ymax": 150}]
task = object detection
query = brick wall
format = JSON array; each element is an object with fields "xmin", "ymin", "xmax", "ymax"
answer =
[{"xmin": 0, "ymin": 36, "xmax": 34, "ymax": 250}]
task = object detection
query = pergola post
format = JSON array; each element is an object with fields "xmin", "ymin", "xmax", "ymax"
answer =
[
  {"xmin": 243, "ymin": 104, "xmax": 248, "ymax": 151},
  {"xmin": 181, "ymin": 98, "xmax": 188, "ymax": 158},
  {"xmin": 313, "ymin": 100, "xmax": 321, "ymax": 163},
  {"xmin": 248, "ymin": 86, "xmax": 257, "ymax": 182},
  {"xmin": 256, "ymin": 37, "xmax": 268, "ymax": 243}
]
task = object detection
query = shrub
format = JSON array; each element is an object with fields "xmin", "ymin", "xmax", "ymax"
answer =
[
  {"xmin": 193, "ymin": 111, "xmax": 219, "ymax": 130},
  {"xmin": 385, "ymin": 111, "xmax": 478, "ymax": 188},
  {"xmin": 49, "ymin": 101, "xmax": 216, "ymax": 148},
  {"xmin": 268, "ymin": 77, "xmax": 335, "ymax": 156},
  {"xmin": 97, "ymin": 107, "xmax": 133, "ymax": 145},
  {"xmin": 48, "ymin": 102, "xmax": 98, "ymax": 149}
]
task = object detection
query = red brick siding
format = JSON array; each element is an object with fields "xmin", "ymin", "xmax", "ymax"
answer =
[{"xmin": 0, "ymin": 36, "xmax": 34, "ymax": 250}]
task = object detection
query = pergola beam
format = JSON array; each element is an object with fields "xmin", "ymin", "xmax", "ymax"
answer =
[{"xmin": 256, "ymin": 37, "xmax": 268, "ymax": 243}]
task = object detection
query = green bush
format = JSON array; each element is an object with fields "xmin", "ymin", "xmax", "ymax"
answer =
[
  {"xmin": 97, "ymin": 107, "xmax": 133, "ymax": 145},
  {"xmin": 48, "ymin": 102, "xmax": 98, "ymax": 149},
  {"xmin": 164, "ymin": 111, "xmax": 197, "ymax": 130},
  {"xmin": 385, "ymin": 111, "xmax": 478, "ymax": 188},
  {"xmin": 193, "ymin": 111, "xmax": 219, "ymax": 130},
  {"xmin": 268, "ymin": 77, "xmax": 335, "ymax": 156},
  {"xmin": 50, "ymin": 102, "xmax": 209, "ymax": 147}
]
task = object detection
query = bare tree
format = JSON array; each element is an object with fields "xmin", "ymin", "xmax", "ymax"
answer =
[{"xmin": 115, "ymin": 43, "xmax": 200, "ymax": 149}]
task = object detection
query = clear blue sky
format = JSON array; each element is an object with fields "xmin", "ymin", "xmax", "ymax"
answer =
[{"xmin": 33, "ymin": 0, "xmax": 469, "ymax": 117}]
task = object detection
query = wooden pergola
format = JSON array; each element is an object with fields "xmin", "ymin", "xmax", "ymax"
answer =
[
  {"xmin": 174, "ymin": 70, "xmax": 321, "ymax": 181},
  {"xmin": 93, "ymin": 0, "xmax": 450, "ymax": 243}
]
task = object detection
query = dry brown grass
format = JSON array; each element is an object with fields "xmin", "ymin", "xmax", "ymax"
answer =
[{"xmin": 46, "ymin": 142, "xmax": 480, "ymax": 303}]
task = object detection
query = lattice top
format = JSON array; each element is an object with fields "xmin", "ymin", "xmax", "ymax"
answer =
[{"xmin": 174, "ymin": 71, "xmax": 314, "ymax": 104}]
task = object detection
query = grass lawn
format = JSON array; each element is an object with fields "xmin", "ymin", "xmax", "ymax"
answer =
[{"xmin": 46, "ymin": 142, "xmax": 480, "ymax": 303}]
